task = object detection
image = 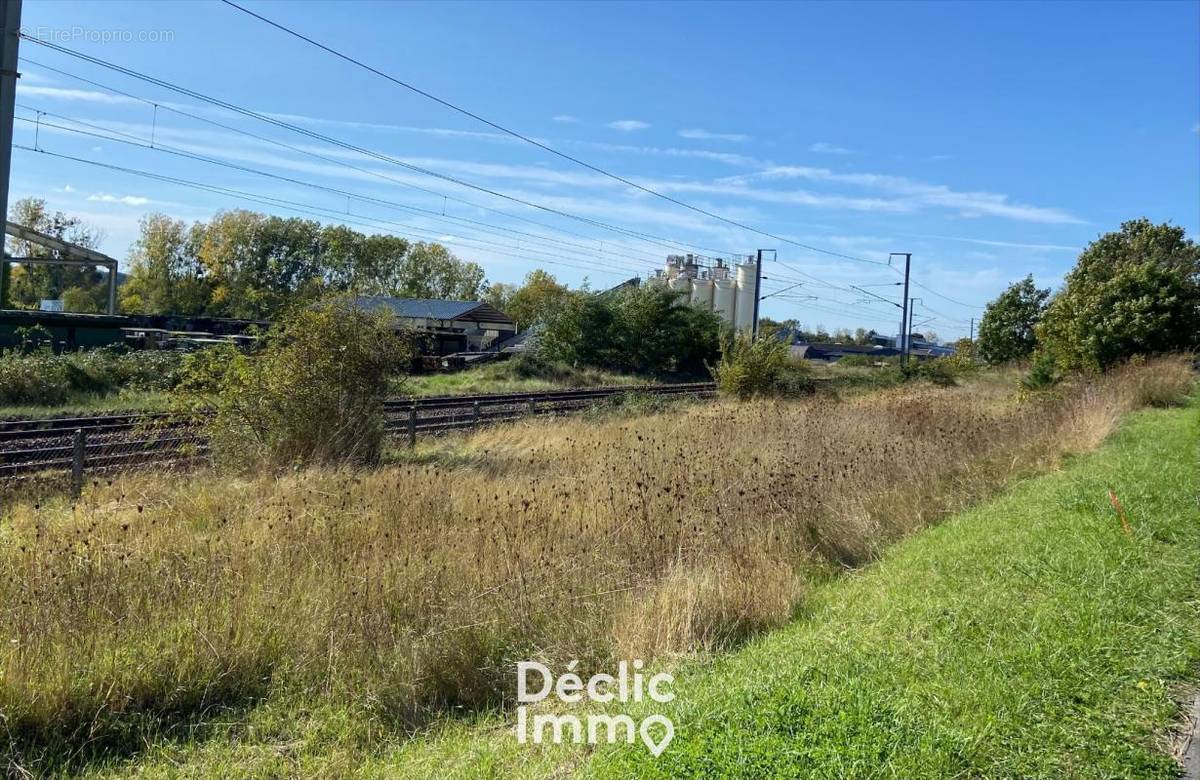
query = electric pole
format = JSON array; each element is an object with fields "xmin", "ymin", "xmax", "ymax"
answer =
[
  {"xmin": 752, "ymin": 249, "xmax": 773, "ymax": 340},
  {"xmin": 0, "ymin": 0, "xmax": 20, "ymax": 233},
  {"xmin": 890, "ymin": 253, "xmax": 912, "ymax": 366},
  {"xmin": 969, "ymin": 317, "xmax": 975, "ymax": 342},
  {"xmin": 907, "ymin": 298, "xmax": 921, "ymax": 345}
]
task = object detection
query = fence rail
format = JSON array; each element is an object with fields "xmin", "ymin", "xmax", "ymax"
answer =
[{"xmin": 0, "ymin": 383, "xmax": 715, "ymax": 485}]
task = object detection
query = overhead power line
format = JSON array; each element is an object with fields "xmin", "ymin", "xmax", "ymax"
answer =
[
  {"xmin": 907, "ymin": 278, "xmax": 985, "ymax": 310},
  {"xmin": 223, "ymin": 0, "xmax": 893, "ymax": 269},
  {"xmin": 20, "ymin": 56, "xmax": 672, "ymax": 268},
  {"xmin": 19, "ymin": 34, "xmax": 745, "ymax": 259},
  {"xmin": 13, "ymin": 144, "xmax": 640, "ymax": 280},
  {"xmin": 19, "ymin": 30, "xmax": 975, "ymax": 326},
  {"xmin": 15, "ymin": 106, "xmax": 659, "ymax": 277}
]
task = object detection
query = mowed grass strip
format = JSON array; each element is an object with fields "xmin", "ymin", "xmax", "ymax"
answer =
[{"xmin": 589, "ymin": 399, "xmax": 1200, "ymax": 779}]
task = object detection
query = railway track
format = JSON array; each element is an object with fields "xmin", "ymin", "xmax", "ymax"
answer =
[{"xmin": 0, "ymin": 383, "xmax": 715, "ymax": 481}]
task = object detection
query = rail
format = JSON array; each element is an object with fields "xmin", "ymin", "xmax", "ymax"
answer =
[{"xmin": 0, "ymin": 383, "xmax": 716, "ymax": 485}]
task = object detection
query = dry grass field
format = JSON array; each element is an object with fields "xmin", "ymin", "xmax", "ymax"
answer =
[{"xmin": 0, "ymin": 358, "xmax": 1193, "ymax": 772}]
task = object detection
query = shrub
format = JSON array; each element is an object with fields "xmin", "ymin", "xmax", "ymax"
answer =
[
  {"xmin": 0, "ymin": 351, "xmax": 71, "ymax": 405},
  {"xmin": 911, "ymin": 358, "xmax": 962, "ymax": 386},
  {"xmin": 176, "ymin": 297, "xmax": 412, "ymax": 470},
  {"xmin": 713, "ymin": 334, "xmax": 813, "ymax": 399},
  {"xmin": 1021, "ymin": 352, "xmax": 1062, "ymax": 392},
  {"xmin": 537, "ymin": 284, "xmax": 721, "ymax": 375},
  {"xmin": 0, "ymin": 348, "xmax": 190, "ymax": 406}
]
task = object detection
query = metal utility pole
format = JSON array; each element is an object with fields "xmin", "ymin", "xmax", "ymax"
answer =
[
  {"xmin": 752, "ymin": 249, "xmax": 774, "ymax": 340},
  {"xmin": 0, "ymin": 0, "xmax": 20, "ymax": 234},
  {"xmin": 969, "ymin": 317, "xmax": 975, "ymax": 341},
  {"xmin": 907, "ymin": 298, "xmax": 921, "ymax": 343},
  {"xmin": 890, "ymin": 253, "xmax": 912, "ymax": 366}
]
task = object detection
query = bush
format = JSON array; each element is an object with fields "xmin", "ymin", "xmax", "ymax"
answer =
[
  {"xmin": 0, "ymin": 348, "xmax": 190, "ymax": 406},
  {"xmin": 837, "ymin": 354, "xmax": 899, "ymax": 368},
  {"xmin": 0, "ymin": 351, "xmax": 71, "ymax": 405},
  {"xmin": 713, "ymin": 334, "xmax": 813, "ymax": 399},
  {"xmin": 1021, "ymin": 352, "xmax": 1062, "ymax": 392},
  {"xmin": 537, "ymin": 284, "xmax": 721, "ymax": 375},
  {"xmin": 176, "ymin": 297, "xmax": 412, "ymax": 470}
]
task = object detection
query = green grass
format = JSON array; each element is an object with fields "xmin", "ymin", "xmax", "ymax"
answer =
[
  {"xmin": 585, "ymin": 397, "xmax": 1200, "ymax": 779},
  {"xmin": 399, "ymin": 359, "xmax": 655, "ymax": 397},
  {"xmin": 48, "ymin": 396, "xmax": 1200, "ymax": 778},
  {"xmin": 0, "ymin": 389, "xmax": 173, "ymax": 419},
  {"xmin": 360, "ymin": 396, "xmax": 1200, "ymax": 779}
]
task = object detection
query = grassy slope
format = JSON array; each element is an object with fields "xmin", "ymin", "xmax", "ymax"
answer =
[
  {"xmin": 588, "ymin": 398, "xmax": 1200, "ymax": 779},
  {"xmin": 79, "ymin": 396, "xmax": 1199, "ymax": 779},
  {"xmin": 375, "ymin": 397, "xmax": 1200, "ymax": 779}
]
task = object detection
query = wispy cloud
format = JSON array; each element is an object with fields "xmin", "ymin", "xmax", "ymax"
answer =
[
  {"xmin": 731, "ymin": 165, "xmax": 1083, "ymax": 224},
  {"xmin": 678, "ymin": 128, "xmax": 750, "ymax": 143},
  {"xmin": 913, "ymin": 233, "xmax": 1080, "ymax": 252},
  {"xmin": 552, "ymin": 115, "xmax": 579, "ymax": 124},
  {"xmin": 809, "ymin": 142, "xmax": 855, "ymax": 155},
  {"xmin": 17, "ymin": 85, "xmax": 142, "ymax": 106},
  {"xmin": 87, "ymin": 192, "xmax": 150, "ymax": 206},
  {"xmin": 607, "ymin": 119, "xmax": 650, "ymax": 132},
  {"xmin": 928, "ymin": 154, "xmax": 953, "ymax": 161}
]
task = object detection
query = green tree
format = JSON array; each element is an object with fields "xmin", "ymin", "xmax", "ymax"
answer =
[
  {"xmin": 976, "ymin": 275, "xmax": 1050, "ymax": 364},
  {"xmin": 1037, "ymin": 219, "xmax": 1200, "ymax": 371},
  {"xmin": 4, "ymin": 198, "xmax": 107, "ymax": 311},
  {"xmin": 120, "ymin": 213, "xmax": 211, "ymax": 315},
  {"xmin": 501, "ymin": 269, "xmax": 570, "ymax": 328},
  {"xmin": 483, "ymin": 281, "xmax": 517, "ymax": 314},
  {"xmin": 537, "ymin": 284, "xmax": 720, "ymax": 375},
  {"xmin": 395, "ymin": 243, "xmax": 486, "ymax": 300}
]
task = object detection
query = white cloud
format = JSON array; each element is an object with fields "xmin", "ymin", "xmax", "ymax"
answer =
[
  {"xmin": 732, "ymin": 165, "xmax": 1083, "ymax": 224},
  {"xmin": 607, "ymin": 119, "xmax": 650, "ymax": 132},
  {"xmin": 913, "ymin": 233, "xmax": 1080, "ymax": 252},
  {"xmin": 928, "ymin": 154, "xmax": 953, "ymax": 161},
  {"xmin": 552, "ymin": 115, "xmax": 579, "ymax": 124},
  {"xmin": 87, "ymin": 192, "xmax": 150, "ymax": 206},
  {"xmin": 809, "ymin": 142, "xmax": 855, "ymax": 155},
  {"xmin": 17, "ymin": 85, "xmax": 142, "ymax": 106},
  {"xmin": 677, "ymin": 128, "xmax": 750, "ymax": 143}
]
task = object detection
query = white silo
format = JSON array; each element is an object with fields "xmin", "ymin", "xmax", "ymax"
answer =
[
  {"xmin": 669, "ymin": 274, "xmax": 691, "ymax": 299},
  {"xmin": 734, "ymin": 261, "xmax": 757, "ymax": 334},
  {"xmin": 690, "ymin": 277, "xmax": 714, "ymax": 309},
  {"xmin": 713, "ymin": 278, "xmax": 736, "ymax": 326}
]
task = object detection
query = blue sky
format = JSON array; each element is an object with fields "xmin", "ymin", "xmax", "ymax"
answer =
[{"xmin": 9, "ymin": 0, "xmax": 1199, "ymax": 339}]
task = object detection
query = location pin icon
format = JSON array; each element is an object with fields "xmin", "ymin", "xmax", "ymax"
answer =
[{"xmin": 639, "ymin": 714, "xmax": 674, "ymax": 757}]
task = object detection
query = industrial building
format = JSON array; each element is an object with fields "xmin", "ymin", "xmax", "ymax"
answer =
[{"xmin": 648, "ymin": 254, "xmax": 759, "ymax": 334}]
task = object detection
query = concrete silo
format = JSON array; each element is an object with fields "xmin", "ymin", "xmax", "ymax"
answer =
[
  {"xmin": 734, "ymin": 261, "xmax": 757, "ymax": 334},
  {"xmin": 690, "ymin": 277, "xmax": 714, "ymax": 309}
]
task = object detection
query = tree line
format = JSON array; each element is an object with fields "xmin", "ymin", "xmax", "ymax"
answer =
[{"xmin": 3, "ymin": 199, "xmax": 487, "ymax": 320}]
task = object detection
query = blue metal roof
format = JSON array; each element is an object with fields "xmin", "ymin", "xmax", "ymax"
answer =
[{"xmin": 353, "ymin": 296, "xmax": 512, "ymax": 323}]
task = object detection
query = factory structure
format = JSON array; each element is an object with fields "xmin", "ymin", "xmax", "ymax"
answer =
[{"xmin": 648, "ymin": 254, "xmax": 760, "ymax": 334}]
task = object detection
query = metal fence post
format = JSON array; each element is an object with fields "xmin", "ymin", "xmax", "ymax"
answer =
[
  {"xmin": 71, "ymin": 427, "xmax": 85, "ymax": 498},
  {"xmin": 472, "ymin": 400, "xmax": 480, "ymax": 428},
  {"xmin": 527, "ymin": 399, "xmax": 536, "ymax": 416},
  {"xmin": 407, "ymin": 404, "xmax": 417, "ymax": 448}
]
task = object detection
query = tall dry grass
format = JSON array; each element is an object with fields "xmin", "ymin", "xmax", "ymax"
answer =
[{"xmin": 0, "ymin": 358, "xmax": 1193, "ymax": 767}]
